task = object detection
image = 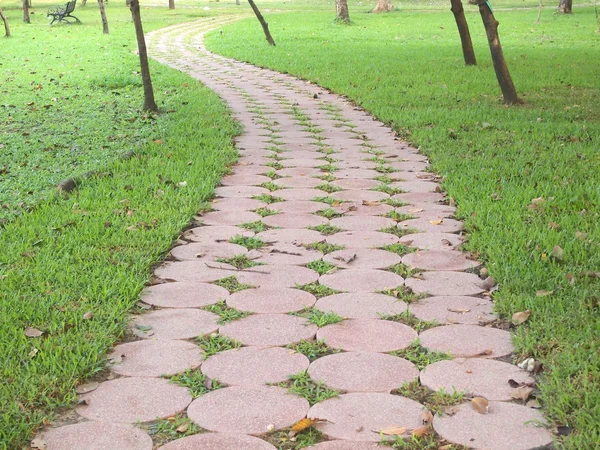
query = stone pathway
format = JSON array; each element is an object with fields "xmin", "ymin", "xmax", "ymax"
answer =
[{"xmin": 37, "ymin": 17, "xmax": 554, "ymax": 450}]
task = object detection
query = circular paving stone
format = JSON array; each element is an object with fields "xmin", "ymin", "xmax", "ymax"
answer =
[
  {"xmin": 317, "ymin": 319, "xmax": 416, "ymax": 352},
  {"xmin": 267, "ymin": 200, "xmax": 325, "ymax": 214},
  {"xmin": 219, "ymin": 314, "xmax": 318, "ymax": 346},
  {"xmin": 220, "ymin": 174, "xmax": 271, "ymax": 186},
  {"xmin": 132, "ymin": 309, "xmax": 219, "ymax": 340},
  {"xmin": 232, "ymin": 165, "xmax": 272, "ymax": 176},
  {"xmin": 343, "ymin": 203, "xmax": 394, "ymax": 217},
  {"xmin": 170, "ymin": 242, "xmax": 248, "ymax": 261},
  {"xmin": 399, "ymin": 218, "xmax": 463, "ymax": 234},
  {"xmin": 392, "ymin": 192, "xmax": 445, "ymax": 203},
  {"xmin": 182, "ymin": 225, "xmax": 253, "ymax": 243},
  {"xmin": 433, "ymin": 401, "xmax": 553, "ymax": 450},
  {"xmin": 278, "ymin": 151, "xmax": 323, "ymax": 160},
  {"xmin": 273, "ymin": 177, "xmax": 322, "ymax": 188},
  {"xmin": 409, "ymin": 296, "xmax": 496, "ymax": 325},
  {"xmin": 252, "ymin": 243, "xmax": 324, "ymax": 266},
  {"xmin": 237, "ymin": 265, "xmax": 319, "ymax": 289},
  {"xmin": 330, "ymin": 215, "xmax": 395, "ymax": 232},
  {"xmin": 108, "ymin": 339, "xmax": 203, "ymax": 377},
  {"xmin": 76, "ymin": 378, "xmax": 192, "ymax": 423},
  {"xmin": 396, "ymin": 204, "xmax": 456, "ymax": 219},
  {"xmin": 157, "ymin": 433, "xmax": 277, "ymax": 450},
  {"xmin": 332, "ymin": 190, "xmax": 389, "ymax": 203},
  {"xmin": 214, "ymin": 185, "xmax": 269, "ymax": 198},
  {"xmin": 306, "ymin": 442, "xmax": 382, "ymax": 450},
  {"xmin": 319, "ymin": 269, "xmax": 404, "ymax": 293},
  {"xmin": 398, "ymin": 232, "xmax": 462, "ymax": 251},
  {"xmin": 334, "ymin": 169, "xmax": 379, "ymax": 180},
  {"xmin": 326, "ymin": 231, "xmax": 399, "ymax": 249},
  {"xmin": 276, "ymin": 167, "xmax": 322, "ymax": 177},
  {"xmin": 200, "ymin": 210, "xmax": 262, "ymax": 226},
  {"xmin": 323, "ymin": 249, "xmax": 401, "ymax": 270},
  {"xmin": 388, "ymin": 161, "xmax": 430, "ymax": 172},
  {"xmin": 140, "ymin": 282, "xmax": 229, "ymax": 308},
  {"xmin": 420, "ymin": 358, "xmax": 534, "ymax": 401},
  {"xmin": 315, "ymin": 293, "xmax": 407, "ymax": 319},
  {"xmin": 42, "ymin": 422, "xmax": 153, "ymax": 450},
  {"xmin": 257, "ymin": 228, "xmax": 324, "ymax": 245},
  {"xmin": 202, "ymin": 347, "xmax": 310, "ymax": 386},
  {"xmin": 401, "ymin": 250, "xmax": 479, "ymax": 272},
  {"xmin": 405, "ymin": 271, "xmax": 485, "ymax": 296},
  {"xmin": 331, "ymin": 178, "xmax": 380, "ymax": 190},
  {"xmin": 390, "ymin": 181, "xmax": 439, "ymax": 193},
  {"xmin": 308, "ymin": 352, "xmax": 418, "ymax": 393},
  {"xmin": 308, "ymin": 393, "xmax": 424, "ymax": 442},
  {"xmin": 280, "ymin": 158, "xmax": 322, "ymax": 168},
  {"xmin": 154, "ymin": 261, "xmax": 236, "ymax": 283},
  {"xmin": 419, "ymin": 324, "xmax": 514, "ymax": 358},
  {"xmin": 262, "ymin": 213, "xmax": 328, "ymax": 229},
  {"xmin": 187, "ymin": 386, "xmax": 309, "ymax": 435},
  {"xmin": 277, "ymin": 188, "xmax": 326, "ymax": 201},
  {"xmin": 210, "ymin": 197, "xmax": 266, "ymax": 211},
  {"xmin": 336, "ymin": 160, "xmax": 378, "ymax": 170},
  {"xmin": 227, "ymin": 288, "xmax": 316, "ymax": 313}
]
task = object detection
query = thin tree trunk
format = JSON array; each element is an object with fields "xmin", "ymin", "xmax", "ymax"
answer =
[
  {"xmin": 0, "ymin": 8, "xmax": 10, "ymax": 37},
  {"xmin": 450, "ymin": 0, "xmax": 477, "ymax": 65},
  {"xmin": 247, "ymin": 0, "xmax": 276, "ymax": 46},
  {"xmin": 335, "ymin": 0, "xmax": 350, "ymax": 22},
  {"xmin": 372, "ymin": 0, "xmax": 393, "ymax": 13},
  {"xmin": 23, "ymin": 0, "xmax": 30, "ymax": 23},
  {"xmin": 558, "ymin": 0, "xmax": 572, "ymax": 14},
  {"xmin": 98, "ymin": 0, "xmax": 109, "ymax": 34},
  {"xmin": 129, "ymin": 0, "xmax": 158, "ymax": 111},
  {"xmin": 82, "ymin": 0, "xmax": 87, "ymax": 6},
  {"xmin": 536, "ymin": 0, "xmax": 542, "ymax": 22},
  {"xmin": 169, "ymin": 0, "xmax": 175, "ymax": 9},
  {"xmin": 476, "ymin": 2, "xmax": 519, "ymax": 105}
]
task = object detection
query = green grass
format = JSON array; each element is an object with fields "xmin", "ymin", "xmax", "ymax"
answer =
[
  {"xmin": 229, "ymin": 235, "xmax": 267, "ymax": 250},
  {"xmin": 213, "ymin": 275, "xmax": 254, "ymax": 293},
  {"xmin": 279, "ymin": 371, "xmax": 339, "ymax": 406},
  {"xmin": 202, "ymin": 300, "xmax": 250, "ymax": 324},
  {"xmin": 380, "ymin": 243, "xmax": 416, "ymax": 256},
  {"xmin": 290, "ymin": 307, "xmax": 343, "ymax": 327},
  {"xmin": 380, "ymin": 310, "xmax": 439, "ymax": 333},
  {"xmin": 197, "ymin": 333, "xmax": 242, "ymax": 357},
  {"xmin": 379, "ymin": 225, "xmax": 418, "ymax": 238},
  {"xmin": 308, "ymin": 223, "xmax": 343, "ymax": 236},
  {"xmin": 393, "ymin": 379, "xmax": 464, "ymax": 416},
  {"xmin": 305, "ymin": 259, "xmax": 337, "ymax": 275},
  {"xmin": 390, "ymin": 341, "xmax": 452, "ymax": 371},
  {"xmin": 169, "ymin": 369, "xmax": 221, "ymax": 398},
  {"xmin": 304, "ymin": 241, "xmax": 345, "ymax": 255},
  {"xmin": 143, "ymin": 415, "xmax": 202, "ymax": 448},
  {"xmin": 217, "ymin": 254, "xmax": 261, "ymax": 269},
  {"xmin": 296, "ymin": 282, "xmax": 340, "ymax": 298},
  {"xmin": 239, "ymin": 220, "xmax": 270, "ymax": 233},
  {"xmin": 315, "ymin": 207, "xmax": 344, "ymax": 219},
  {"xmin": 287, "ymin": 339, "xmax": 341, "ymax": 362},
  {"xmin": 254, "ymin": 206, "xmax": 279, "ymax": 217}
]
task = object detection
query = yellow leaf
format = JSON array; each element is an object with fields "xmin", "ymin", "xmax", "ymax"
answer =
[
  {"xmin": 536, "ymin": 290, "xmax": 553, "ymax": 297},
  {"xmin": 512, "ymin": 310, "xmax": 531, "ymax": 325},
  {"xmin": 511, "ymin": 386, "xmax": 534, "ymax": 401},
  {"xmin": 376, "ymin": 426, "xmax": 407, "ymax": 436},
  {"xmin": 362, "ymin": 201, "xmax": 380, "ymax": 206},
  {"xmin": 176, "ymin": 423, "xmax": 189, "ymax": 433},
  {"xmin": 411, "ymin": 425, "xmax": 431, "ymax": 437},
  {"xmin": 290, "ymin": 418, "xmax": 321, "ymax": 434},
  {"xmin": 429, "ymin": 219, "xmax": 443, "ymax": 225},
  {"xmin": 471, "ymin": 397, "xmax": 489, "ymax": 414}
]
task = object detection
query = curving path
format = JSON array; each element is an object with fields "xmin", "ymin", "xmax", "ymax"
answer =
[{"xmin": 37, "ymin": 17, "xmax": 554, "ymax": 450}]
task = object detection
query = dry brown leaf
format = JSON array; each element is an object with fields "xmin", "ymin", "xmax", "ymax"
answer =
[
  {"xmin": 176, "ymin": 423, "xmax": 189, "ymax": 433},
  {"xmin": 480, "ymin": 277, "xmax": 496, "ymax": 290},
  {"xmin": 536, "ymin": 290, "xmax": 553, "ymax": 297},
  {"xmin": 30, "ymin": 438, "xmax": 47, "ymax": 449},
  {"xmin": 25, "ymin": 327, "xmax": 43, "ymax": 338},
  {"xmin": 362, "ymin": 200, "xmax": 381, "ymax": 206},
  {"xmin": 575, "ymin": 231, "xmax": 588, "ymax": 240},
  {"xmin": 289, "ymin": 418, "xmax": 323, "ymax": 437},
  {"xmin": 512, "ymin": 310, "xmax": 531, "ymax": 325},
  {"xmin": 421, "ymin": 410, "xmax": 434, "ymax": 425},
  {"xmin": 552, "ymin": 245, "xmax": 564, "ymax": 260},
  {"xmin": 376, "ymin": 426, "xmax": 408, "ymax": 436},
  {"xmin": 471, "ymin": 397, "xmax": 489, "ymax": 414},
  {"xmin": 429, "ymin": 219, "xmax": 443, "ymax": 225},
  {"xmin": 526, "ymin": 398, "xmax": 541, "ymax": 409},
  {"xmin": 29, "ymin": 348, "xmax": 39, "ymax": 358},
  {"xmin": 82, "ymin": 311, "xmax": 94, "ymax": 320},
  {"xmin": 408, "ymin": 208, "xmax": 424, "ymax": 213},
  {"xmin": 411, "ymin": 425, "xmax": 431, "ymax": 437},
  {"xmin": 448, "ymin": 308, "xmax": 471, "ymax": 314},
  {"xmin": 76, "ymin": 381, "xmax": 99, "ymax": 394},
  {"xmin": 548, "ymin": 221, "xmax": 560, "ymax": 230},
  {"xmin": 511, "ymin": 386, "xmax": 534, "ymax": 401}
]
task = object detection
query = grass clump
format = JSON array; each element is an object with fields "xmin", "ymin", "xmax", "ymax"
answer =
[
  {"xmin": 239, "ymin": 220, "xmax": 270, "ymax": 233},
  {"xmin": 304, "ymin": 241, "xmax": 345, "ymax": 255},
  {"xmin": 287, "ymin": 339, "xmax": 341, "ymax": 362},
  {"xmin": 252, "ymin": 194, "xmax": 284, "ymax": 204},
  {"xmin": 309, "ymin": 224, "xmax": 343, "ymax": 236},
  {"xmin": 213, "ymin": 275, "xmax": 253, "ymax": 293},
  {"xmin": 386, "ymin": 211, "xmax": 415, "ymax": 223},
  {"xmin": 229, "ymin": 235, "xmax": 267, "ymax": 250},
  {"xmin": 380, "ymin": 243, "xmax": 416, "ymax": 257},
  {"xmin": 391, "ymin": 341, "xmax": 451, "ymax": 371},
  {"xmin": 291, "ymin": 307, "xmax": 343, "ymax": 327},
  {"xmin": 169, "ymin": 369, "xmax": 221, "ymax": 398},
  {"xmin": 266, "ymin": 428, "xmax": 326, "ymax": 450},
  {"xmin": 317, "ymin": 164, "xmax": 337, "ymax": 172},
  {"xmin": 296, "ymin": 282, "xmax": 340, "ymax": 299},
  {"xmin": 387, "ymin": 263, "xmax": 422, "ymax": 279},
  {"xmin": 317, "ymin": 173, "xmax": 336, "ymax": 182},
  {"xmin": 315, "ymin": 208, "xmax": 344, "ymax": 219},
  {"xmin": 255, "ymin": 207, "xmax": 279, "ymax": 217},
  {"xmin": 311, "ymin": 196, "xmax": 339, "ymax": 206},
  {"xmin": 379, "ymin": 225, "xmax": 419, "ymax": 238},
  {"xmin": 261, "ymin": 181, "xmax": 283, "ymax": 192},
  {"xmin": 144, "ymin": 415, "xmax": 201, "ymax": 447},
  {"xmin": 380, "ymin": 310, "xmax": 439, "ymax": 333},
  {"xmin": 306, "ymin": 260, "xmax": 337, "ymax": 275},
  {"xmin": 197, "ymin": 334, "xmax": 241, "ymax": 357},
  {"xmin": 280, "ymin": 371, "xmax": 339, "ymax": 406},
  {"xmin": 378, "ymin": 286, "xmax": 425, "ymax": 303},
  {"xmin": 373, "ymin": 184, "xmax": 404, "ymax": 196},
  {"xmin": 203, "ymin": 300, "xmax": 250, "ymax": 324},
  {"xmin": 316, "ymin": 183, "xmax": 342, "ymax": 194},
  {"xmin": 217, "ymin": 254, "xmax": 260, "ymax": 270},
  {"xmin": 393, "ymin": 380, "xmax": 464, "ymax": 416},
  {"xmin": 382, "ymin": 198, "xmax": 408, "ymax": 208}
]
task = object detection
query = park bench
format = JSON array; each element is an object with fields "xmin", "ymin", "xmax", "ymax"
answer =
[{"xmin": 47, "ymin": 0, "xmax": 80, "ymax": 25}]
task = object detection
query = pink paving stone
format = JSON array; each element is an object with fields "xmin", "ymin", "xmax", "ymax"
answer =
[
  {"xmin": 308, "ymin": 352, "xmax": 418, "ymax": 393},
  {"xmin": 405, "ymin": 271, "xmax": 485, "ymax": 296},
  {"xmin": 210, "ymin": 197, "xmax": 266, "ymax": 211},
  {"xmin": 157, "ymin": 433, "xmax": 277, "ymax": 450},
  {"xmin": 392, "ymin": 192, "xmax": 445, "ymax": 203},
  {"xmin": 214, "ymin": 185, "xmax": 269, "ymax": 198},
  {"xmin": 390, "ymin": 181, "xmax": 439, "ymax": 193},
  {"xmin": 420, "ymin": 358, "xmax": 534, "ymax": 401},
  {"xmin": 236, "ymin": 265, "xmax": 319, "ymax": 289},
  {"xmin": 132, "ymin": 309, "xmax": 219, "ymax": 340},
  {"xmin": 388, "ymin": 161, "xmax": 429, "ymax": 172},
  {"xmin": 334, "ymin": 169, "xmax": 380, "ymax": 179},
  {"xmin": 343, "ymin": 203, "xmax": 394, "ymax": 216},
  {"xmin": 251, "ymin": 243, "xmax": 324, "ymax": 266},
  {"xmin": 306, "ymin": 442, "xmax": 383, "ymax": 450},
  {"xmin": 335, "ymin": 160, "xmax": 378, "ymax": 170},
  {"xmin": 277, "ymin": 188, "xmax": 327, "ymax": 201},
  {"xmin": 308, "ymin": 393, "xmax": 424, "ymax": 442},
  {"xmin": 323, "ymin": 248, "xmax": 401, "ymax": 270},
  {"xmin": 433, "ymin": 401, "xmax": 553, "ymax": 450},
  {"xmin": 262, "ymin": 213, "xmax": 328, "ymax": 229},
  {"xmin": 140, "ymin": 282, "xmax": 229, "ymax": 309},
  {"xmin": 267, "ymin": 200, "xmax": 325, "ymax": 214},
  {"xmin": 315, "ymin": 293, "xmax": 407, "ymax": 319},
  {"xmin": 319, "ymin": 269, "xmax": 404, "ymax": 293},
  {"xmin": 398, "ymin": 232, "xmax": 463, "ymax": 251},
  {"xmin": 200, "ymin": 210, "xmax": 262, "ymax": 226},
  {"xmin": 276, "ymin": 167, "xmax": 322, "ymax": 177},
  {"xmin": 108, "ymin": 339, "xmax": 203, "ymax": 377},
  {"xmin": 401, "ymin": 250, "xmax": 479, "ymax": 272},
  {"xmin": 277, "ymin": 151, "xmax": 323, "ymax": 160},
  {"xmin": 273, "ymin": 176, "xmax": 322, "ymax": 188},
  {"xmin": 332, "ymin": 190, "xmax": 389, "ymax": 203},
  {"xmin": 201, "ymin": 346, "xmax": 310, "ymax": 386},
  {"xmin": 153, "ymin": 261, "xmax": 235, "ymax": 283},
  {"xmin": 280, "ymin": 158, "xmax": 323, "ymax": 168},
  {"xmin": 76, "ymin": 377, "xmax": 192, "ymax": 423},
  {"xmin": 331, "ymin": 178, "xmax": 380, "ymax": 190},
  {"xmin": 227, "ymin": 288, "xmax": 316, "ymax": 313},
  {"xmin": 396, "ymin": 204, "xmax": 456, "ymax": 219},
  {"xmin": 187, "ymin": 386, "xmax": 309, "ymax": 435},
  {"xmin": 399, "ymin": 218, "xmax": 463, "ymax": 234},
  {"xmin": 42, "ymin": 422, "xmax": 153, "ymax": 450},
  {"xmin": 326, "ymin": 231, "xmax": 399, "ymax": 249},
  {"xmin": 317, "ymin": 319, "xmax": 417, "ymax": 352},
  {"xmin": 219, "ymin": 313, "xmax": 318, "ymax": 346},
  {"xmin": 170, "ymin": 242, "xmax": 248, "ymax": 261},
  {"xmin": 220, "ymin": 174, "xmax": 271, "ymax": 186},
  {"xmin": 257, "ymin": 228, "xmax": 323, "ymax": 245},
  {"xmin": 409, "ymin": 296, "xmax": 496, "ymax": 325},
  {"xmin": 232, "ymin": 165, "xmax": 272, "ymax": 176},
  {"xmin": 330, "ymin": 215, "xmax": 395, "ymax": 232},
  {"xmin": 182, "ymin": 225, "xmax": 253, "ymax": 243},
  {"xmin": 419, "ymin": 324, "xmax": 514, "ymax": 358}
]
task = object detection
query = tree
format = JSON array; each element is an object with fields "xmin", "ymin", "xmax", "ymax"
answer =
[
  {"xmin": 129, "ymin": 0, "xmax": 158, "ymax": 111},
  {"xmin": 169, "ymin": 0, "xmax": 175, "ymax": 9},
  {"xmin": 247, "ymin": 0, "xmax": 276, "ymax": 46},
  {"xmin": 0, "ymin": 8, "xmax": 10, "ymax": 37},
  {"xmin": 23, "ymin": 0, "xmax": 30, "ymax": 23},
  {"xmin": 335, "ymin": 0, "xmax": 350, "ymax": 22},
  {"xmin": 98, "ymin": 0, "xmax": 109, "ymax": 34},
  {"xmin": 558, "ymin": 0, "xmax": 572, "ymax": 14},
  {"xmin": 450, "ymin": 0, "xmax": 477, "ymax": 65},
  {"xmin": 372, "ymin": 0, "xmax": 393, "ymax": 13}
]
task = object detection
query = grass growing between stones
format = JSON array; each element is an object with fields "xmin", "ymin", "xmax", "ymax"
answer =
[
  {"xmin": 203, "ymin": 300, "xmax": 250, "ymax": 324},
  {"xmin": 169, "ymin": 369, "xmax": 221, "ymax": 398},
  {"xmin": 296, "ymin": 282, "xmax": 340, "ymax": 299},
  {"xmin": 213, "ymin": 275, "xmax": 254, "ymax": 293},
  {"xmin": 229, "ymin": 235, "xmax": 267, "ymax": 250},
  {"xmin": 217, "ymin": 254, "xmax": 261, "ymax": 269},
  {"xmin": 379, "ymin": 225, "xmax": 419, "ymax": 239},
  {"xmin": 380, "ymin": 311, "xmax": 439, "ymax": 333},
  {"xmin": 304, "ymin": 241, "xmax": 345, "ymax": 255},
  {"xmin": 280, "ymin": 371, "xmax": 339, "ymax": 406},
  {"xmin": 308, "ymin": 224, "xmax": 343, "ymax": 236},
  {"xmin": 266, "ymin": 428, "xmax": 326, "ymax": 450},
  {"xmin": 197, "ymin": 334, "xmax": 242, "ymax": 357},
  {"xmin": 380, "ymin": 243, "xmax": 416, "ymax": 257},
  {"xmin": 393, "ymin": 380, "xmax": 464, "ymax": 416},
  {"xmin": 239, "ymin": 220, "xmax": 271, "ymax": 233},
  {"xmin": 305, "ymin": 260, "xmax": 337, "ymax": 275},
  {"xmin": 390, "ymin": 342, "xmax": 451, "ymax": 371},
  {"xmin": 287, "ymin": 339, "xmax": 341, "ymax": 362},
  {"xmin": 378, "ymin": 286, "xmax": 425, "ymax": 304},
  {"xmin": 290, "ymin": 307, "xmax": 343, "ymax": 327},
  {"xmin": 143, "ymin": 414, "xmax": 202, "ymax": 447}
]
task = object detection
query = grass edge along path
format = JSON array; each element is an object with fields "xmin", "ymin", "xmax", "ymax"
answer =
[
  {"xmin": 0, "ymin": 70, "xmax": 240, "ymax": 448},
  {"xmin": 204, "ymin": 10, "xmax": 600, "ymax": 448}
]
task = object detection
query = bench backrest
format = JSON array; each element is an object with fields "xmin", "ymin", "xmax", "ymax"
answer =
[{"xmin": 65, "ymin": 0, "xmax": 76, "ymax": 14}]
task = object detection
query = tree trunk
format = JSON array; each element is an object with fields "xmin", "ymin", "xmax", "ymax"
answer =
[
  {"xmin": 82, "ymin": 0, "xmax": 87, "ymax": 5},
  {"xmin": 536, "ymin": 0, "xmax": 542, "ymax": 22},
  {"xmin": 372, "ymin": 0, "xmax": 393, "ymax": 13},
  {"xmin": 247, "ymin": 0, "xmax": 276, "ymax": 46},
  {"xmin": 98, "ymin": 0, "xmax": 109, "ymax": 34},
  {"xmin": 450, "ymin": 0, "xmax": 477, "ymax": 65},
  {"xmin": 476, "ymin": 2, "xmax": 519, "ymax": 105},
  {"xmin": 23, "ymin": 0, "xmax": 30, "ymax": 23},
  {"xmin": 558, "ymin": 0, "xmax": 572, "ymax": 14},
  {"xmin": 129, "ymin": 0, "xmax": 158, "ymax": 111},
  {"xmin": 169, "ymin": 0, "xmax": 175, "ymax": 9},
  {"xmin": 0, "ymin": 8, "xmax": 10, "ymax": 37},
  {"xmin": 335, "ymin": 0, "xmax": 350, "ymax": 22}
]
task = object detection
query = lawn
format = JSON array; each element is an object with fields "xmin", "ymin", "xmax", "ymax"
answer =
[{"xmin": 203, "ymin": 3, "xmax": 600, "ymax": 448}]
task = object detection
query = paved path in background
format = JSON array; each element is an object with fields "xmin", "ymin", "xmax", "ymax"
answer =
[{"xmin": 38, "ymin": 18, "xmax": 553, "ymax": 450}]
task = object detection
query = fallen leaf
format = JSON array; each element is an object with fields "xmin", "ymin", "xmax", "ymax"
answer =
[
  {"xmin": 153, "ymin": 139, "xmax": 163, "ymax": 145},
  {"xmin": 480, "ymin": 277, "xmax": 496, "ymax": 290},
  {"xmin": 29, "ymin": 348, "xmax": 39, "ymax": 358},
  {"xmin": 136, "ymin": 302, "xmax": 151, "ymax": 310},
  {"xmin": 25, "ymin": 327, "xmax": 43, "ymax": 338},
  {"xmin": 82, "ymin": 311, "xmax": 94, "ymax": 320},
  {"xmin": 289, "ymin": 418, "xmax": 323, "ymax": 437},
  {"xmin": 176, "ymin": 423, "xmax": 189, "ymax": 433},
  {"xmin": 362, "ymin": 201, "xmax": 380, "ymax": 206},
  {"xmin": 536, "ymin": 290, "xmax": 553, "ymax": 297},
  {"xmin": 575, "ymin": 231, "xmax": 588, "ymax": 240},
  {"xmin": 526, "ymin": 398, "xmax": 541, "ymax": 409},
  {"xmin": 471, "ymin": 397, "xmax": 489, "ymax": 414},
  {"xmin": 448, "ymin": 308, "xmax": 471, "ymax": 314},
  {"xmin": 266, "ymin": 423, "xmax": 275, "ymax": 432},
  {"xmin": 552, "ymin": 245, "xmax": 564, "ymax": 260},
  {"xmin": 30, "ymin": 438, "xmax": 47, "ymax": 449},
  {"xmin": 408, "ymin": 208, "xmax": 424, "ymax": 213},
  {"xmin": 512, "ymin": 310, "xmax": 531, "ymax": 325},
  {"xmin": 376, "ymin": 426, "xmax": 408, "ymax": 436},
  {"xmin": 429, "ymin": 219, "xmax": 443, "ymax": 225},
  {"xmin": 511, "ymin": 386, "xmax": 534, "ymax": 401},
  {"xmin": 548, "ymin": 221, "xmax": 560, "ymax": 230},
  {"xmin": 441, "ymin": 239, "xmax": 452, "ymax": 246},
  {"xmin": 76, "ymin": 382, "xmax": 99, "ymax": 394},
  {"xmin": 421, "ymin": 410, "xmax": 434, "ymax": 425},
  {"xmin": 411, "ymin": 425, "xmax": 431, "ymax": 437}
]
